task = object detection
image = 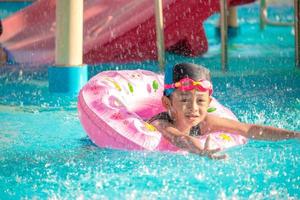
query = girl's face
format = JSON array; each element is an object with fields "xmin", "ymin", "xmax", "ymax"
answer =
[{"xmin": 168, "ymin": 89, "xmax": 210, "ymax": 131}]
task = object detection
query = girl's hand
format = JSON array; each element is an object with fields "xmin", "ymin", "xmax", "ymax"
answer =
[{"xmin": 200, "ymin": 135, "xmax": 228, "ymax": 160}]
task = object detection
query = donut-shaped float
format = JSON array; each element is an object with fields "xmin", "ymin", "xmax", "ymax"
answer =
[{"xmin": 78, "ymin": 70, "xmax": 247, "ymax": 152}]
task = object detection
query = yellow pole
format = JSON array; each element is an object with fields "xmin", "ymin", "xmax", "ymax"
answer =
[
  {"xmin": 56, "ymin": 0, "xmax": 83, "ymax": 66},
  {"xmin": 228, "ymin": 7, "xmax": 238, "ymax": 27},
  {"xmin": 49, "ymin": 0, "xmax": 87, "ymax": 94},
  {"xmin": 154, "ymin": 0, "xmax": 165, "ymax": 71}
]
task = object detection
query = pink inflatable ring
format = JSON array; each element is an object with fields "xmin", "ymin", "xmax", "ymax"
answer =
[{"xmin": 78, "ymin": 70, "xmax": 247, "ymax": 152}]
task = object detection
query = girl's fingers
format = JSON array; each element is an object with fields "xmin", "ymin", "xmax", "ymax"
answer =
[
  {"xmin": 209, "ymin": 153, "xmax": 228, "ymax": 160},
  {"xmin": 203, "ymin": 135, "xmax": 227, "ymax": 160},
  {"xmin": 204, "ymin": 135, "xmax": 212, "ymax": 150},
  {"xmin": 207, "ymin": 148, "xmax": 221, "ymax": 155}
]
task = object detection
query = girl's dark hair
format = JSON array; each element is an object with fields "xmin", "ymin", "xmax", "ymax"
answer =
[
  {"xmin": 173, "ymin": 63, "xmax": 211, "ymax": 82},
  {"xmin": 163, "ymin": 63, "xmax": 211, "ymax": 97}
]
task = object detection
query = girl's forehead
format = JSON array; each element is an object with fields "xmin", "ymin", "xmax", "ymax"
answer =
[
  {"xmin": 176, "ymin": 89, "xmax": 208, "ymax": 95},
  {"xmin": 174, "ymin": 89, "xmax": 209, "ymax": 97}
]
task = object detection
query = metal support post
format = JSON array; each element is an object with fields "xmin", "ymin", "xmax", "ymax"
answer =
[
  {"xmin": 295, "ymin": 0, "xmax": 300, "ymax": 68},
  {"xmin": 220, "ymin": 0, "xmax": 228, "ymax": 71},
  {"xmin": 154, "ymin": 0, "xmax": 165, "ymax": 72}
]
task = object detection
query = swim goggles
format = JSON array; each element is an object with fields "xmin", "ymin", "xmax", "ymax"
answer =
[{"xmin": 164, "ymin": 78, "xmax": 213, "ymax": 96}]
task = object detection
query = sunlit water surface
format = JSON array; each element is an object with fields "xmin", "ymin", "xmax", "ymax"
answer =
[{"xmin": 0, "ymin": 2, "xmax": 299, "ymax": 199}]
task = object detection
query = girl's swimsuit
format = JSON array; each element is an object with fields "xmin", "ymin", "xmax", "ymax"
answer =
[{"xmin": 148, "ymin": 112, "xmax": 201, "ymax": 136}]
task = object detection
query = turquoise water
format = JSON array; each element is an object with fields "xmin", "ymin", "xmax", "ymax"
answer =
[
  {"xmin": 1, "ymin": 2, "xmax": 300, "ymax": 199},
  {"xmin": 0, "ymin": 2, "xmax": 32, "ymax": 19}
]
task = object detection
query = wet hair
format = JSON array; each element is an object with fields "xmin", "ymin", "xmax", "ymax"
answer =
[
  {"xmin": 164, "ymin": 63, "xmax": 211, "ymax": 97},
  {"xmin": 172, "ymin": 63, "xmax": 211, "ymax": 82}
]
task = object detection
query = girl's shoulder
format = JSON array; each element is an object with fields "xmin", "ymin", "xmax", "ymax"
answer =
[{"xmin": 202, "ymin": 114, "xmax": 248, "ymax": 135}]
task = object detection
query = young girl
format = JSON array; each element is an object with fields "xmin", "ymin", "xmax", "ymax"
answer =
[{"xmin": 149, "ymin": 63, "xmax": 299, "ymax": 159}]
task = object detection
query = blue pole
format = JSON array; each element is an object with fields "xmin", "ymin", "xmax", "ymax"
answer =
[{"xmin": 48, "ymin": 65, "xmax": 87, "ymax": 94}]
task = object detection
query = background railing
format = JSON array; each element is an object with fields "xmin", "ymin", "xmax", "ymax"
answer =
[
  {"xmin": 219, "ymin": 0, "xmax": 300, "ymax": 70},
  {"xmin": 259, "ymin": 0, "xmax": 299, "ymax": 67}
]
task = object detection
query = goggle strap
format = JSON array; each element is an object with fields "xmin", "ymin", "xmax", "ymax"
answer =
[
  {"xmin": 164, "ymin": 78, "xmax": 213, "ymax": 96},
  {"xmin": 164, "ymin": 83, "xmax": 175, "ymax": 89}
]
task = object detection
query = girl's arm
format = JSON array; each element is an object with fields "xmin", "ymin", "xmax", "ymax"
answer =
[
  {"xmin": 204, "ymin": 115, "xmax": 300, "ymax": 141},
  {"xmin": 151, "ymin": 120, "xmax": 227, "ymax": 159}
]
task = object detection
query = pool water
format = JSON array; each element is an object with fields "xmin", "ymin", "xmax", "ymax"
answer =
[
  {"xmin": 0, "ymin": 1, "xmax": 32, "ymax": 19},
  {"xmin": 1, "ymin": 2, "xmax": 299, "ymax": 199}
]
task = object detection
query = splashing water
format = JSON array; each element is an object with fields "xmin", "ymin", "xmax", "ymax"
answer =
[{"xmin": 0, "ymin": 2, "xmax": 299, "ymax": 199}]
